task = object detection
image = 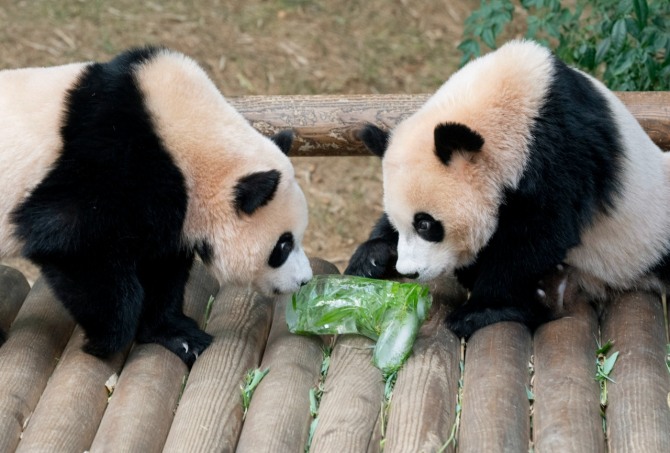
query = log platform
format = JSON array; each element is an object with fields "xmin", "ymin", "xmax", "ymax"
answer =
[
  {"xmin": 0, "ymin": 258, "xmax": 668, "ymax": 453},
  {"xmin": 1, "ymin": 92, "xmax": 670, "ymax": 452}
]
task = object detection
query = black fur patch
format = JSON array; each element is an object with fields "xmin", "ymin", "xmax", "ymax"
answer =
[
  {"xmin": 234, "ymin": 169, "xmax": 281, "ymax": 215},
  {"xmin": 345, "ymin": 213, "xmax": 400, "ymax": 279},
  {"xmin": 10, "ymin": 47, "xmax": 211, "ymax": 366},
  {"xmin": 359, "ymin": 124, "xmax": 389, "ymax": 157},
  {"xmin": 413, "ymin": 212, "xmax": 444, "ymax": 243},
  {"xmin": 271, "ymin": 130, "xmax": 294, "ymax": 155},
  {"xmin": 268, "ymin": 232, "xmax": 294, "ymax": 268},
  {"xmin": 434, "ymin": 122, "xmax": 484, "ymax": 165}
]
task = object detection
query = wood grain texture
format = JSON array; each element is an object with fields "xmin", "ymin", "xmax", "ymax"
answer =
[
  {"xmin": 0, "ymin": 278, "xmax": 75, "ymax": 453},
  {"xmin": 15, "ymin": 326, "xmax": 127, "ymax": 453},
  {"xmin": 601, "ymin": 291, "xmax": 670, "ymax": 453},
  {"xmin": 162, "ymin": 286, "xmax": 274, "ymax": 452},
  {"xmin": 236, "ymin": 258, "xmax": 339, "ymax": 453},
  {"xmin": 89, "ymin": 262, "xmax": 218, "ymax": 453},
  {"xmin": 383, "ymin": 305, "xmax": 461, "ymax": 453},
  {"xmin": 615, "ymin": 91, "xmax": 670, "ymax": 151},
  {"xmin": 459, "ymin": 322, "xmax": 532, "ymax": 453},
  {"xmin": 0, "ymin": 265, "xmax": 30, "ymax": 333},
  {"xmin": 533, "ymin": 290, "xmax": 605, "ymax": 453},
  {"xmin": 309, "ymin": 334, "xmax": 385, "ymax": 453},
  {"xmin": 229, "ymin": 92, "xmax": 670, "ymax": 155}
]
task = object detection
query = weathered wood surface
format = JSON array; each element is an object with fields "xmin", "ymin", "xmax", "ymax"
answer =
[
  {"xmin": 0, "ymin": 278, "xmax": 75, "ymax": 453},
  {"xmin": 230, "ymin": 91, "xmax": 670, "ymax": 155},
  {"xmin": 161, "ymin": 284, "xmax": 274, "ymax": 452},
  {"xmin": 0, "ymin": 265, "xmax": 30, "ymax": 336},
  {"xmin": 236, "ymin": 258, "xmax": 338, "ymax": 453},
  {"xmin": 383, "ymin": 304, "xmax": 461, "ymax": 453},
  {"xmin": 15, "ymin": 327, "xmax": 127, "ymax": 453},
  {"xmin": 601, "ymin": 291, "xmax": 670, "ymax": 453},
  {"xmin": 533, "ymin": 287, "xmax": 605, "ymax": 453},
  {"xmin": 309, "ymin": 334, "xmax": 385, "ymax": 453},
  {"xmin": 89, "ymin": 261, "xmax": 218, "ymax": 453},
  {"xmin": 1, "ymin": 259, "xmax": 669, "ymax": 452},
  {"xmin": 459, "ymin": 322, "xmax": 533, "ymax": 452}
]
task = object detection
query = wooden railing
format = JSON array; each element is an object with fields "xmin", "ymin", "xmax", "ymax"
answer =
[{"xmin": 231, "ymin": 91, "xmax": 670, "ymax": 155}]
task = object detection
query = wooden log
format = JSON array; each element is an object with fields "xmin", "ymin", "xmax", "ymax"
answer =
[
  {"xmin": 533, "ymin": 287, "xmax": 606, "ymax": 453},
  {"xmin": 0, "ymin": 278, "xmax": 76, "ymax": 453},
  {"xmin": 230, "ymin": 92, "xmax": 670, "ymax": 156},
  {"xmin": 89, "ymin": 262, "xmax": 218, "ymax": 453},
  {"xmin": 616, "ymin": 91, "xmax": 670, "ymax": 151},
  {"xmin": 383, "ymin": 304, "xmax": 461, "ymax": 453},
  {"xmin": 458, "ymin": 322, "xmax": 532, "ymax": 452},
  {"xmin": 309, "ymin": 334, "xmax": 385, "ymax": 453},
  {"xmin": 161, "ymin": 287, "xmax": 275, "ymax": 452},
  {"xmin": 15, "ymin": 326, "xmax": 127, "ymax": 453},
  {"xmin": 236, "ymin": 258, "xmax": 339, "ymax": 453},
  {"xmin": 0, "ymin": 265, "xmax": 31, "ymax": 336},
  {"xmin": 600, "ymin": 291, "xmax": 670, "ymax": 452}
]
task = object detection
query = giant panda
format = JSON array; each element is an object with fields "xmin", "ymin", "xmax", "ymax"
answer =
[
  {"xmin": 346, "ymin": 39, "xmax": 670, "ymax": 338},
  {"xmin": 0, "ymin": 47, "xmax": 313, "ymax": 365}
]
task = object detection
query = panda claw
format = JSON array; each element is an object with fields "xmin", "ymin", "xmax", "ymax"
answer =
[
  {"xmin": 182, "ymin": 342, "xmax": 189, "ymax": 354},
  {"xmin": 536, "ymin": 288, "xmax": 546, "ymax": 299}
]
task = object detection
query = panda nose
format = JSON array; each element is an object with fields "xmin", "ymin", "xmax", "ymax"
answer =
[
  {"xmin": 399, "ymin": 271, "xmax": 419, "ymax": 280},
  {"xmin": 300, "ymin": 280, "xmax": 310, "ymax": 287}
]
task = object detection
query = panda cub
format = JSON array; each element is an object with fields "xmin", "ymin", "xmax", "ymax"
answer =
[
  {"xmin": 0, "ymin": 47, "xmax": 312, "ymax": 365},
  {"xmin": 347, "ymin": 40, "xmax": 670, "ymax": 338}
]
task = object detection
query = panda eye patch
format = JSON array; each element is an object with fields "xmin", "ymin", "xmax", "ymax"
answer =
[
  {"xmin": 413, "ymin": 212, "xmax": 444, "ymax": 242},
  {"xmin": 269, "ymin": 232, "xmax": 294, "ymax": 268}
]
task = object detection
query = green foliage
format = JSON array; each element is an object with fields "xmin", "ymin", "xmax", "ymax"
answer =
[
  {"xmin": 595, "ymin": 339, "xmax": 619, "ymax": 433},
  {"xmin": 459, "ymin": 0, "xmax": 670, "ymax": 90},
  {"xmin": 240, "ymin": 368, "xmax": 270, "ymax": 419}
]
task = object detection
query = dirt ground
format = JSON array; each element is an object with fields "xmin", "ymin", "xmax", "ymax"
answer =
[{"xmin": 0, "ymin": 0, "xmax": 476, "ymax": 281}]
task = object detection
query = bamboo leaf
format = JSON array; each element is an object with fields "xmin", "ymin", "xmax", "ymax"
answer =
[{"xmin": 602, "ymin": 351, "xmax": 620, "ymax": 376}]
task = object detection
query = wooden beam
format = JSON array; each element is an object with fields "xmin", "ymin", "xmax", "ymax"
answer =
[{"xmin": 231, "ymin": 92, "xmax": 670, "ymax": 156}]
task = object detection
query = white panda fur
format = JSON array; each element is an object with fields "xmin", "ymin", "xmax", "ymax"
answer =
[
  {"xmin": 0, "ymin": 47, "xmax": 312, "ymax": 365},
  {"xmin": 347, "ymin": 40, "xmax": 670, "ymax": 337}
]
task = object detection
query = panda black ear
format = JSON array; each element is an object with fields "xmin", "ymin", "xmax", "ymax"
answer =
[
  {"xmin": 271, "ymin": 130, "xmax": 294, "ymax": 155},
  {"xmin": 234, "ymin": 169, "xmax": 281, "ymax": 215},
  {"xmin": 358, "ymin": 124, "xmax": 389, "ymax": 158},
  {"xmin": 434, "ymin": 122, "xmax": 484, "ymax": 165}
]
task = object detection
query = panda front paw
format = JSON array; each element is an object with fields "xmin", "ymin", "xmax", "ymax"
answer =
[
  {"xmin": 160, "ymin": 328, "xmax": 213, "ymax": 368},
  {"xmin": 447, "ymin": 298, "xmax": 552, "ymax": 338},
  {"xmin": 446, "ymin": 301, "xmax": 542, "ymax": 339},
  {"xmin": 137, "ymin": 314, "xmax": 213, "ymax": 368},
  {"xmin": 344, "ymin": 238, "xmax": 398, "ymax": 279}
]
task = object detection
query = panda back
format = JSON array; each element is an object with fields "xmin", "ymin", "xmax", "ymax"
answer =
[{"xmin": 0, "ymin": 63, "xmax": 88, "ymax": 258}]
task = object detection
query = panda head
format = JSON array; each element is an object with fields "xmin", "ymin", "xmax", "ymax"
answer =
[
  {"xmin": 215, "ymin": 130, "xmax": 313, "ymax": 296},
  {"xmin": 362, "ymin": 120, "xmax": 498, "ymax": 282},
  {"xmin": 361, "ymin": 40, "xmax": 553, "ymax": 281},
  {"xmin": 185, "ymin": 129, "xmax": 312, "ymax": 296},
  {"xmin": 134, "ymin": 49, "xmax": 312, "ymax": 296}
]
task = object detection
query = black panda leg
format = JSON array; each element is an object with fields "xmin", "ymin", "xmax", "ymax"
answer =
[
  {"xmin": 135, "ymin": 251, "xmax": 212, "ymax": 367},
  {"xmin": 447, "ymin": 292, "xmax": 552, "ymax": 339},
  {"xmin": 38, "ymin": 257, "xmax": 144, "ymax": 358},
  {"xmin": 448, "ymin": 265, "xmax": 556, "ymax": 339},
  {"xmin": 345, "ymin": 213, "xmax": 400, "ymax": 279}
]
